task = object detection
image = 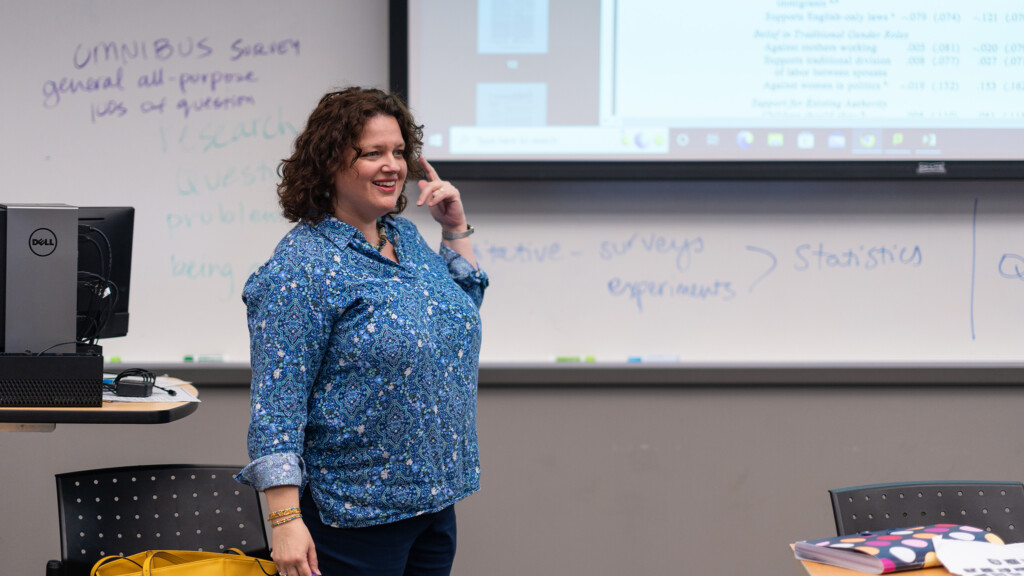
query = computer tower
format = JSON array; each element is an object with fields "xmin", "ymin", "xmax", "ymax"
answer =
[
  {"xmin": 0, "ymin": 353, "xmax": 102, "ymax": 407},
  {"xmin": 0, "ymin": 204, "xmax": 78, "ymax": 354},
  {"xmin": 0, "ymin": 204, "xmax": 103, "ymax": 407}
]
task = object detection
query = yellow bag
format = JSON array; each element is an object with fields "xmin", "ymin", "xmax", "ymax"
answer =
[{"xmin": 90, "ymin": 549, "xmax": 278, "ymax": 576}]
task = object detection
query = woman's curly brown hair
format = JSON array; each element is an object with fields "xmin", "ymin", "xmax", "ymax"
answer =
[{"xmin": 277, "ymin": 87, "xmax": 425, "ymax": 223}]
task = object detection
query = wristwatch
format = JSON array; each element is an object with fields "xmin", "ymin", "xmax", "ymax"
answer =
[{"xmin": 441, "ymin": 224, "xmax": 475, "ymax": 240}]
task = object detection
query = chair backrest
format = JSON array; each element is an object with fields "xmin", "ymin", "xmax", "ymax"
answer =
[
  {"xmin": 830, "ymin": 481, "xmax": 1024, "ymax": 543},
  {"xmin": 55, "ymin": 464, "xmax": 269, "ymax": 576}
]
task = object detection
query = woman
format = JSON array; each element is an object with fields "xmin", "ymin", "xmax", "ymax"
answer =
[{"xmin": 237, "ymin": 87, "xmax": 487, "ymax": 576}]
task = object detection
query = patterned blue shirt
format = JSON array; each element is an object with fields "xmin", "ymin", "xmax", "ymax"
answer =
[{"xmin": 236, "ymin": 214, "xmax": 487, "ymax": 528}]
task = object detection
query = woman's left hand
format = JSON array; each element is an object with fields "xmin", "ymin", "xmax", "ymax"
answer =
[{"xmin": 416, "ymin": 156, "xmax": 468, "ymax": 233}]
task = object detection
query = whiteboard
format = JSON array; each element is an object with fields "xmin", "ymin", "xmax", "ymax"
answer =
[
  {"xmin": 455, "ymin": 180, "xmax": 1024, "ymax": 364},
  {"xmin": 1, "ymin": 0, "xmax": 388, "ymax": 364},
  {"xmin": 4, "ymin": 2, "xmax": 1023, "ymax": 366}
]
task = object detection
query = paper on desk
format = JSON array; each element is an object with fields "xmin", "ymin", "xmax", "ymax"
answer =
[
  {"xmin": 102, "ymin": 375, "xmax": 201, "ymax": 403},
  {"xmin": 933, "ymin": 535, "xmax": 1024, "ymax": 575}
]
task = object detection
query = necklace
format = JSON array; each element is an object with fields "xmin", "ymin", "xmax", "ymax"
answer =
[{"xmin": 373, "ymin": 219, "xmax": 388, "ymax": 252}]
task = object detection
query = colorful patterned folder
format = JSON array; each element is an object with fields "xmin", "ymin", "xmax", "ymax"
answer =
[{"xmin": 794, "ymin": 524, "xmax": 1004, "ymax": 574}]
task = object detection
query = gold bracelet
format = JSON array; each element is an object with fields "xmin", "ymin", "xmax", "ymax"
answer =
[
  {"xmin": 268, "ymin": 507, "xmax": 301, "ymax": 521},
  {"xmin": 271, "ymin": 514, "xmax": 302, "ymax": 527}
]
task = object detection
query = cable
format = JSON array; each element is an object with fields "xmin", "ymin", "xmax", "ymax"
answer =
[
  {"xmin": 109, "ymin": 368, "xmax": 160, "ymax": 398},
  {"xmin": 34, "ymin": 341, "xmax": 80, "ymax": 356},
  {"xmin": 111, "ymin": 368, "xmax": 176, "ymax": 396},
  {"xmin": 77, "ymin": 225, "xmax": 119, "ymax": 345},
  {"xmin": 113, "ymin": 368, "xmax": 155, "ymax": 384}
]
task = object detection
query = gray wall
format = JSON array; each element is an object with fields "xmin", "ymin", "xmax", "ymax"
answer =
[{"xmin": 4, "ymin": 383, "xmax": 1024, "ymax": 576}]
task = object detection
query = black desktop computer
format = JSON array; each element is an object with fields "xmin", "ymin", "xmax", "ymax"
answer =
[{"xmin": 0, "ymin": 204, "xmax": 133, "ymax": 407}]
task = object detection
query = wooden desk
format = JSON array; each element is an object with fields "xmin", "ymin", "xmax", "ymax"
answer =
[
  {"xmin": 0, "ymin": 383, "xmax": 199, "ymax": 431},
  {"xmin": 798, "ymin": 557, "xmax": 951, "ymax": 576}
]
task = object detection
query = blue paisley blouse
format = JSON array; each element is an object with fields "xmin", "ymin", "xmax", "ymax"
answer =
[{"xmin": 236, "ymin": 214, "xmax": 487, "ymax": 528}]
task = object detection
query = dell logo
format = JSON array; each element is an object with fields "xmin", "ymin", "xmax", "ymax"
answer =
[{"xmin": 29, "ymin": 228, "xmax": 57, "ymax": 257}]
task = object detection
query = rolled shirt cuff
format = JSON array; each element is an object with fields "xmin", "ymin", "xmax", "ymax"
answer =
[{"xmin": 235, "ymin": 452, "xmax": 304, "ymax": 491}]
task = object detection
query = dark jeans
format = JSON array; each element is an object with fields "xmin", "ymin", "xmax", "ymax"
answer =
[{"xmin": 300, "ymin": 490, "xmax": 457, "ymax": 576}]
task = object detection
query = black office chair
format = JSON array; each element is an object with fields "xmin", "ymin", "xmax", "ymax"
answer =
[
  {"xmin": 830, "ymin": 481, "xmax": 1024, "ymax": 543},
  {"xmin": 48, "ymin": 464, "xmax": 270, "ymax": 576}
]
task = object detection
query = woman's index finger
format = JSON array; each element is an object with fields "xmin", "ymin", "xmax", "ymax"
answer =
[{"xmin": 418, "ymin": 156, "xmax": 438, "ymax": 181}]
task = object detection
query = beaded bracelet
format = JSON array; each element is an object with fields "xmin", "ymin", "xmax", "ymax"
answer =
[
  {"xmin": 268, "ymin": 507, "xmax": 301, "ymax": 521},
  {"xmin": 271, "ymin": 513, "xmax": 303, "ymax": 527}
]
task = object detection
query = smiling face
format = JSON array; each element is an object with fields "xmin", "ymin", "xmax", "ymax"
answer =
[{"xmin": 332, "ymin": 114, "xmax": 408, "ymax": 226}]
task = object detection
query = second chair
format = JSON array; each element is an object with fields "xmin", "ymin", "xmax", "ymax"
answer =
[{"xmin": 829, "ymin": 480, "xmax": 1024, "ymax": 543}]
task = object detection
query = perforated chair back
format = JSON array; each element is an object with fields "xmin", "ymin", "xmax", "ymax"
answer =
[
  {"xmin": 830, "ymin": 481, "xmax": 1024, "ymax": 543},
  {"xmin": 53, "ymin": 464, "xmax": 269, "ymax": 576}
]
